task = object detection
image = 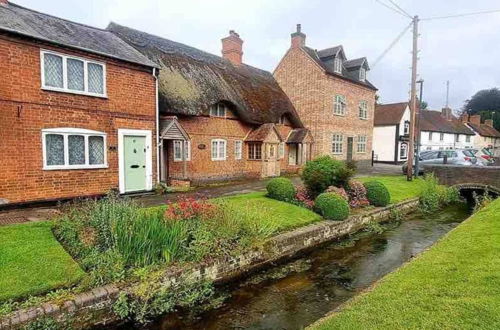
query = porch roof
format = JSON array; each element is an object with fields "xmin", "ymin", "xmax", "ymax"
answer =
[
  {"xmin": 159, "ymin": 116, "xmax": 189, "ymax": 140},
  {"xmin": 286, "ymin": 128, "xmax": 313, "ymax": 143}
]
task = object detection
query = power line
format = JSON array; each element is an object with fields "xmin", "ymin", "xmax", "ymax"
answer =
[
  {"xmin": 421, "ymin": 8, "xmax": 500, "ymax": 21},
  {"xmin": 387, "ymin": 0, "xmax": 413, "ymax": 18},
  {"xmin": 375, "ymin": 0, "xmax": 412, "ymax": 19},
  {"xmin": 372, "ymin": 21, "xmax": 413, "ymax": 68}
]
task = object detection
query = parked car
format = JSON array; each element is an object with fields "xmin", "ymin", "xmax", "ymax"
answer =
[
  {"xmin": 402, "ymin": 149, "xmax": 477, "ymax": 174},
  {"xmin": 472, "ymin": 148, "xmax": 495, "ymax": 166}
]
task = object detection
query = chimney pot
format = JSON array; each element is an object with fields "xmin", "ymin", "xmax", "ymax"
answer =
[
  {"xmin": 0, "ymin": 0, "xmax": 8, "ymax": 5},
  {"xmin": 485, "ymin": 119, "xmax": 494, "ymax": 127},
  {"xmin": 221, "ymin": 30, "xmax": 243, "ymax": 65},
  {"xmin": 291, "ymin": 23, "xmax": 306, "ymax": 49}
]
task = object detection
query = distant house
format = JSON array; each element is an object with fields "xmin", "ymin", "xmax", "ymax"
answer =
[
  {"xmin": 274, "ymin": 24, "xmax": 377, "ymax": 169},
  {"xmin": 373, "ymin": 102, "xmax": 411, "ymax": 164},
  {"xmin": 461, "ymin": 114, "xmax": 500, "ymax": 151},
  {"xmin": 109, "ymin": 24, "xmax": 312, "ymax": 185},
  {"xmin": 419, "ymin": 108, "xmax": 475, "ymax": 151},
  {"xmin": 0, "ymin": 1, "xmax": 158, "ymax": 205}
]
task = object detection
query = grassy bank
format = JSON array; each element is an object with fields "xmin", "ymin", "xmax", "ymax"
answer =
[
  {"xmin": 310, "ymin": 198, "xmax": 500, "ymax": 330},
  {"xmin": 358, "ymin": 175, "xmax": 425, "ymax": 203},
  {"xmin": 0, "ymin": 222, "xmax": 84, "ymax": 302}
]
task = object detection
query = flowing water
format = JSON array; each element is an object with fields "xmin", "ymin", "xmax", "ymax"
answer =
[{"xmin": 117, "ymin": 204, "xmax": 471, "ymax": 330}]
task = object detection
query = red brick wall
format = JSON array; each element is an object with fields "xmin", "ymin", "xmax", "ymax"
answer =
[
  {"xmin": 165, "ymin": 110, "xmax": 301, "ymax": 183},
  {"xmin": 0, "ymin": 34, "xmax": 157, "ymax": 204},
  {"xmin": 274, "ymin": 47, "xmax": 376, "ymax": 166}
]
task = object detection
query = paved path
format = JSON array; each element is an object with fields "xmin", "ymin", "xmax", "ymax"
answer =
[{"xmin": 0, "ymin": 164, "xmax": 403, "ymax": 225}]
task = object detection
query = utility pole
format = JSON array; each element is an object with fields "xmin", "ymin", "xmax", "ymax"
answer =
[
  {"xmin": 414, "ymin": 79, "xmax": 424, "ymax": 177},
  {"xmin": 445, "ymin": 80, "xmax": 450, "ymax": 108},
  {"xmin": 407, "ymin": 15, "xmax": 419, "ymax": 181}
]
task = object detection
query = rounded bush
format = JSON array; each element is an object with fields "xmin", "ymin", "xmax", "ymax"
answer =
[
  {"xmin": 301, "ymin": 156, "xmax": 346, "ymax": 197},
  {"xmin": 364, "ymin": 181, "xmax": 391, "ymax": 207},
  {"xmin": 266, "ymin": 177, "xmax": 296, "ymax": 202},
  {"xmin": 314, "ymin": 192, "xmax": 350, "ymax": 221}
]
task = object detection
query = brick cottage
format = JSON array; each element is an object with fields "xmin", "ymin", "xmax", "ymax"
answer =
[
  {"xmin": 0, "ymin": 1, "xmax": 158, "ymax": 205},
  {"xmin": 274, "ymin": 25, "xmax": 377, "ymax": 168},
  {"xmin": 109, "ymin": 24, "xmax": 313, "ymax": 185}
]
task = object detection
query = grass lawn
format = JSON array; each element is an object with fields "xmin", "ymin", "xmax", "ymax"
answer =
[
  {"xmin": 0, "ymin": 222, "xmax": 84, "ymax": 302},
  {"xmin": 310, "ymin": 198, "xmax": 500, "ymax": 330},
  {"xmin": 358, "ymin": 175, "xmax": 426, "ymax": 203},
  {"xmin": 219, "ymin": 191, "xmax": 322, "ymax": 232}
]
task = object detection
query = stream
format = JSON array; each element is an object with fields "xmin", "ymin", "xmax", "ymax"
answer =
[{"xmin": 116, "ymin": 203, "xmax": 471, "ymax": 330}]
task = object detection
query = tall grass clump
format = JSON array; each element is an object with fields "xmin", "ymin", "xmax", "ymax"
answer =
[{"xmin": 419, "ymin": 174, "xmax": 461, "ymax": 213}]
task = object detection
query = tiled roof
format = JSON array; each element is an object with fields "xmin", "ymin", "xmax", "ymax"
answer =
[
  {"xmin": 317, "ymin": 45, "xmax": 343, "ymax": 58},
  {"xmin": 245, "ymin": 123, "xmax": 282, "ymax": 142},
  {"xmin": 374, "ymin": 102, "xmax": 408, "ymax": 126},
  {"xmin": 467, "ymin": 122, "xmax": 500, "ymax": 138},
  {"xmin": 0, "ymin": 2, "xmax": 156, "ymax": 67},
  {"xmin": 344, "ymin": 57, "xmax": 368, "ymax": 70},
  {"xmin": 420, "ymin": 110, "xmax": 475, "ymax": 135},
  {"xmin": 108, "ymin": 23, "xmax": 303, "ymax": 127},
  {"xmin": 302, "ymin": 46, "xmax": 377, "ymax": 90},
  {"xmin": 286, "ymin": 128, "xmax": 311, "ymax": 143}
]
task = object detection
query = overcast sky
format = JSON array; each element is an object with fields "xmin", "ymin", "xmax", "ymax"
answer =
[{"xmin": 14, "ymin": 0, "xmax": 500, "ymax": 111}]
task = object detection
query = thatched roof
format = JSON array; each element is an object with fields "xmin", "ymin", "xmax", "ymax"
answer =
[{"xmin": 108, "ymin": 23, "xmax": 303, "ymax": 127}]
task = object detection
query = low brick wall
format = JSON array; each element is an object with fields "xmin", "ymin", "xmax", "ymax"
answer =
[
  {"xmin": 0, "ymin": 198, "xmax": 419, "ymax": 329},
  {"xmin": 423, "ymin": 164, "xmax": 500, "ymax": 188}
]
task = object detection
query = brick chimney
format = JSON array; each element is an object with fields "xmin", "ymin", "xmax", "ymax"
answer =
[
  {"xmin": 459, "ymin": 113, "xmax": 469, "ymax": 123},
  {"xmin": 441, "ymin": 107, "xmax": 452, "ymax": 121},
  {"xmin": 0, "ymin": 0, "xmax": 8, "ymax": 5},
  {"xmin": 469, "ymin": 114, "xmax": 481, "ymax": 126},
  {"xmin": 221, "ymin": 30, "xmax": 243, "ymax": 65},
  {"xmin": 485, "ymin": 119, "xmax": 494, "ymax": 127},
  {"xmin": 291, "ymin": 24, "xmax": 306, "ymax": 48}
]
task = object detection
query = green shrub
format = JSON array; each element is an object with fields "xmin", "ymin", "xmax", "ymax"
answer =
[
  {"xmin": 419, "ymin": 174, "xmax": 461, "ymax": 212},
  {"xmin": 301, "ymin": 156, "xmax": 346, "ymax": 197},
  {"xmin": 314, "ymin": 193, "xmax": 350, "ymax": 221},
  {"xmin": 266, "ymin": 177, "xmax": 296, "ymax": 202},
  {"xmin": 364, "ymin": 181, "xmax": 390, "ymax": 207}
]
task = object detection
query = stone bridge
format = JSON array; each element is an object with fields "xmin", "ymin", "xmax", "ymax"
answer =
[{"xmin": 422, "ymin": 164, "xmax": 500, "ymax": 197}]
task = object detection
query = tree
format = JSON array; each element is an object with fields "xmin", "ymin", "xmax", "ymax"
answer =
[
  {"xmin": 420, "ymin": 101, "xmax": 428, "ymax": 110},
  {"xmin": 463, "ymin": 88, "xmax": 500, "ymax": 114},
  {"xmin": 463, "ymin": 88, "xmax": 500, "ymax": 131}
]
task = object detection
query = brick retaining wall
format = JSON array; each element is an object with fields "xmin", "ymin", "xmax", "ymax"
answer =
[
  {"xmin": 423, "ymin": 164, "xmax": 500, "ymax": 188},
  {"xmin": 0, "ymin": 198, "xmax": 419, "ymax": 329}
]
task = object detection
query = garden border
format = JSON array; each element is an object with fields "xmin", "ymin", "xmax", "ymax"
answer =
[{"xmin": 0, "ymin": 198, "xmax": 419, "ymax": 329}]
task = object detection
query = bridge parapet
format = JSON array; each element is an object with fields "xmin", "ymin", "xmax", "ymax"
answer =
[{"xmin": 422, "ymin": 164, "xmax": 500, "ymax": 190}]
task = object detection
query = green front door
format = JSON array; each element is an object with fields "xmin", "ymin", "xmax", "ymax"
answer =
[{"xmin": 124, "ymin": 135, "xmax": 147, "ymax": 192}]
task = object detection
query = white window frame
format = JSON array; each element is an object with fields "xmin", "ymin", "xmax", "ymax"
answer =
[
  {"xmin": 211, "ymin": 139, "xmax": 227, "ymax": 161},
  {"xmin": 359, "ymin": 100, "xmax": 368, "ymax": 120},
  {"xmin": 429, "ymin": 132, "xmax": 433, "ymax": 141},
  {"xmin": 334, "ymin": 95, "xmax": 346, "ymax": 115},
  {"xmin": 173, "ymin": 140, "xmax": 191, "ymax": 161},
  {"xmin": 440, "ymin": 133, "xmax": 444, "ymax": 141},
  {"xmin": 40, "ymin": 50, "xmax": 107, "ymax": 98},
  {"xmin": 235, "ymin": 140, "xmax": 243, "ymax": 160},
  {"xmin": 400, "ymin": 143, "xmax": 408, "ymax": 159},
  {"xmin": 278, "ymin": 142, "xmax": 285, "ymax": 159},
  {"xmin": 357, "ymin": 135, "xmax": 367, "ymax": 153},
  {"xmin": 359, "ymin": 67, "xmax": 366, "ymax": 81},
  {"xmin": 42, "ymin": 128, "xmax": 107, "ymax": 170},
  {"xmin": 404, "ymin": 121, "xmax": 410, "ymax": 135},
  {"xmin": 332, "ymin": 134, "xmax": 343, "ymax": 154},
  {"xmin": 333, "ymin": 57, "xmax": 342, "ymax": 74},
  {"xmin": 209, "ymin": 103, "xmax": 226, "ymax": 118},
  {"xmin": 466, "ymin": 135, "xmax": 471, "ymax": 143},
  {"xmin": 248, "ymin": 143, "xmax": 262, "ymax": 160}
]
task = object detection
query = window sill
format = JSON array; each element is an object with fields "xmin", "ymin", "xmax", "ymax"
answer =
[
  {"xmin": 173, "ymin": 159, "xmax": 191, "ymax": 162},
  {"xmin": 333, "ymin": 113, "xmax": 346, "ymax": 117},
  {"xmin": 43, "ymin": 164, "xmax": 108, "ymax": 171},
  {"xmin": 42, "ymin": 87, "xmax": 108, "ymax": 99},
  {"xmin": 331, "ymin": 152, "xmax": 343, "ymax": 155},
  {"xmin": 359, "ymin": 117, "xmax": 369, "ymax": 120},
  {"xmin": 211, "ymin": 158, "xmax": 227, "ymax": 161}
]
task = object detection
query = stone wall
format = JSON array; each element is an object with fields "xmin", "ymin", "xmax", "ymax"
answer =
[{"xmin": 0, "ymin": 198, "xmax": 419, "ymax": 329}]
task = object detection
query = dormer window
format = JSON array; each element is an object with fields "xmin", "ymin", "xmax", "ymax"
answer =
[
  {"xmin": 210, "ymin": 103, "xmax": 226, "ymax": 117},
  {"xmin": 278, "ymin": 115, "xmax": 287, "ymax": 125},
  {"xmin": 404, "ymin": 121, "xmax": 410, "ymax": 135},
  {"xmin": 359, "ymin": 67, "xmax": 366, "ymax": 81},
  {"xmin": 334, "ymin": 57, "xmax": 342, "ymax": 74}
]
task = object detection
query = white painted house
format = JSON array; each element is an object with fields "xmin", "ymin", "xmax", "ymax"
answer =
[
  {"xmin": 461, "ymin": 114, "xmax": 500, "ymax": 152},
  {"xmin": 373, "ymin": 102, "xmax": 411, "ymax": 163},
  {"xmin": 418, "ymin": 108, "xmax": 475, "ymax": 151}
]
